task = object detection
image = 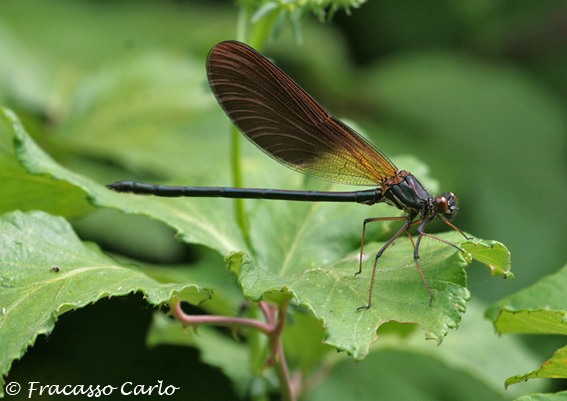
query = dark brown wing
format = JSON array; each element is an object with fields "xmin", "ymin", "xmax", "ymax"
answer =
[{"xmin": 206, "ymin": 40, "xmax": 398, "ymax": 186}]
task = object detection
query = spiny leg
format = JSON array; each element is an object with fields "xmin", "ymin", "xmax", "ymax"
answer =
[
  {"xmin": 414, "ymin": 216, "xmax": 467, "ymax": 306},
  {"xmin": 356, "ymin": 216, "xmax": 408, "ymax": 276},
  {"xmin": 414, "ymin": 218, "xmax": 435, "ymax": 306},
  {"xmin": 357, "ymin": 217, "xmax": 414, "ymax": 311},
  {"xmin": 438, "ymin": 215, "xmax": 472, "ymax": 241},
  {"xmin": 405, "ymin": 218, "xmax": 423, "ymax": 250},
  {"xmin": 413, "ymin": 215, "xmax": 473, "ymax": 306},
  {"xmin": 417, "ymin": 217, "xmax": 465, "ymax": 253}
]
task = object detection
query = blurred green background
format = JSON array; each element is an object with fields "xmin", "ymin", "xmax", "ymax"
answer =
[{"xmin": 1, "ymin": 0, "xmax": 567, "ymax": 399}]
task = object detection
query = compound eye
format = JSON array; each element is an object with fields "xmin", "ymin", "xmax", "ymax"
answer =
[
  {"xmin": 445, "ymin": 192, "xmax": 457, "ymax": 206},
  {"xmin": 434, "ymin": 196, "xmax": 448, "ymax": 214}
]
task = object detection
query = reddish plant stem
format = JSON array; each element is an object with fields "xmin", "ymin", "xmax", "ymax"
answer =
[
  {"xmin": 173, "ymin": 301, "xmax": 273, "ymax": 334},
  {"xmin": 270, "ymin": 298, "xmax": 294, "ymax": 401},
  {"xmin": 173, "ymin": 298, "xmax": 296, "ymax": 401},
  {"xmin": 258, "ymin": 300, "xmax": 277, "ymax": 327}
]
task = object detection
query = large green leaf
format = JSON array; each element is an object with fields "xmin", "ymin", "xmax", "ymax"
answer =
[
  {"xmin": 230, "ymin": 231, "xmax": 506, "ymax": 360},
  {"xmin": 4, "ymin": 108, "xmax": 249, "ymax": 257},
  {"xmin": 0, "ymin": 210, "xmax": 211, "ymax": 396}
]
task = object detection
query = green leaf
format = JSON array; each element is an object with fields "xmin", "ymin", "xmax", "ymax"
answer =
[
  {"xmin": 486, "ymin": 263, "xmax": 567, "ymax": 321},
  {"xmin": 231, "ymin": 231, "xmax": 498, "ymax": 360},
  {"xmin": 461, "ymin": 240, "xmax": 513, "ymax": 279},
  {"xmin": 0, "ymin": 108, "xmax": 94, "ymax": 217},
  {"xmin": 495, "ymin": 309, "xmax": 567, "ymax": 336},
  {"xmin": 0, "ymin": 210, "xmax": 210, "ymax": 396},
  {"xmin": 5, "ymin": 108, "xmax": 249, "ymax": 257},
  {"xmin": 505, "ymin": 346, "xmax": 567, "ymax": 388},
  {"xmin": 486, "ymin": 264, "xmax": 567, "ymax": 388}
]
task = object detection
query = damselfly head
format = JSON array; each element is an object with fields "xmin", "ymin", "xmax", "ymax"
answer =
[{"xmin": 434, "ymin": 192, "xmax": 458, "ymax": 218}]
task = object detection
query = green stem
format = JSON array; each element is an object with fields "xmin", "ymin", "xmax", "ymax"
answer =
[
  {"xmin": 248, "ymin": 9, "xmax": 280, "ymax": 50},
  {"xmin": 231, "ymin": 5, "xmax": 282, "ymax": 243},
  {"xmin": 230, "ymin": 6, "xmax": 250, "ymax": 241},
  {"xmin": 230, "ymin": 124, "xmax": 248, "ymax": 239}
]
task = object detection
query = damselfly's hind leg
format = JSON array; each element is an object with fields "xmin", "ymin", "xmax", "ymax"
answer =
[{"xmin": 356, "ymin": 216, "xmax": 408, "ymax": 276}]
